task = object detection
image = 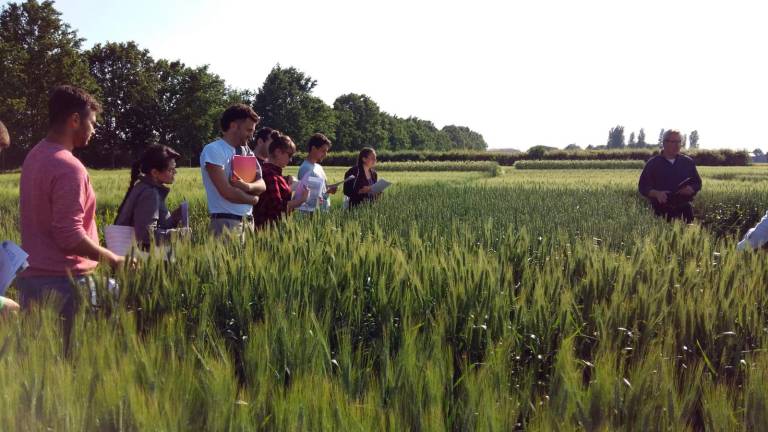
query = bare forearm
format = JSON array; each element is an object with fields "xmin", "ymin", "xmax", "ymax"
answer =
[
  {"xmin": 218, "ymin": 180, "xmax": 259, "ymax": 204},
  {"xmin": 68, "ymin": 236, "xmax": 119, "ymax": 265},
  {"xmin": 241, "ymin": 179, "xmax": 266, "ymax": 195},
  {"xmin": 287, "ymin": 198, "xmax": 305, "ymax": 210},
  {"xmin": 226, "ymin": 187, "xmax": 259, "ymax": 205}
]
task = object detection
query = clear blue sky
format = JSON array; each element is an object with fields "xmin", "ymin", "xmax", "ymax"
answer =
[{"xmin": 8, "ymin": 0, "xmax": 768, "ymax": 150}]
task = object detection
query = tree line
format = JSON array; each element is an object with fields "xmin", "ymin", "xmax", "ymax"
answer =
[
  {"xmin": 0, "ymin": 1, "xmax": 487, "ymax": 169},
  {"xmin": 602, "ymin": 126, "xmax": 700, "ymax": 150}
]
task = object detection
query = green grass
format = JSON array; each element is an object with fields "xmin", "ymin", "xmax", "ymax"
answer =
[{"xmin": 1, "ymin": 166, "xmax": 768, "ymax": 430}]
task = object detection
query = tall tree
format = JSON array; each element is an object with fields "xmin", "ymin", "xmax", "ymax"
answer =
[
  {"xmin": 606, "ymin": 125, "xmax": 625, "ymax": 149},
  {"xmin": 254, "ymin": 65, "xmax": 336, "ymax": 147},
  {"xmin": 333, "ymin": 93, "xmax": 386, "ymax": 151},
  {"xmin": 403, "ymin": 117, "xmax": 451, "ymax": 150},
  {"xmin": 689, "ymin": 130, "xmax": 700, "ymax": 149},
  {"xmin": 381, "ymin": 114, "xmax": 410, "ymax": 150},
  {"xmin": 85, "ymin": 41, "xmax": 160, "ymax": 167},
  {"xmin": 0, "ymin": 0, "xmax": 97, "ymax": 167},
  {"xmin": 628, "ymin": 131, "xmax": 636, "ymax": 147},
  {"xmin": 658, "ymin": 129, "xmax": 665, "ymax": 145},
  {"xmin": 637, "ymin": 128, "xmax": 647, "ymax": 146},
  {"xmin": 441, "ymin": 125, "xmax": 488, "ymax": 150},
  {"xmin": 155, "ymin": 61, "xmax": 230, "ymax": 166}
]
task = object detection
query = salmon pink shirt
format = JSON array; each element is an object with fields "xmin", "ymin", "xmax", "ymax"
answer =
[{"xmin": 19, "ymin": 139, "xmax": 99, "ymax": 277}]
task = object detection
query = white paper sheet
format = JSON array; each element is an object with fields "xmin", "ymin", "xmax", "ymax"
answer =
[
  {"xmin": 370, "ymin": 179, "xmax": 392, "ymax": 194},
  {"xmin": 104, "ymin": 225, "xmax": 135, "ymax": 257},
  {"xmin": 298, "ymin": 176, "xmax": 325, "ymax": 212}
]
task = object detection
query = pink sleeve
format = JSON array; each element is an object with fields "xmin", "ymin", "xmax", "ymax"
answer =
[{"xmin": 50, "ymin": 165, "xmax": 90, "ymax": 250}]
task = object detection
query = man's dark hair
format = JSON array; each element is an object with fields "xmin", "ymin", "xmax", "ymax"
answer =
[
  {"xmin": 0, "ymin": 120, "xmax": 9, "ymax": 149},
  {"xmin": 306, "ymin": 133, "xmax": 332, "ymax": 152},
  {"xmin": 220, "ymin": 104, "xmax": 260, "ymax": 132},
  {"xmin": 48, "ymin": 85, "xmax": 102, "ymax": 127},
  {"xmin": 255, "ymin": 127, "xmax": 274, "ymax": 141}
]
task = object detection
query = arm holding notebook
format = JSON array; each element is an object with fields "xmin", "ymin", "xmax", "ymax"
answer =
[
  {"xmin": 230, "ymin": 172, "xmax": 266, "ymax": 195},
  {"xmin": 230, "ymin": 155, "xmax": 266, "ymax": 195},
  {"xmin": 673, "ymin": 174, "xmax": 702, "ymax": 201},
  {"xmin": 678, "ymin": 165, "xmax": 702, "ymax": 197},
  {"xmin": 205, "ymin": 163, "xmax": 259, "ymax": 205}
]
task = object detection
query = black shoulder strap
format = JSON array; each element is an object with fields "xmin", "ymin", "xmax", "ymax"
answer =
[{"xmin": 236, "ymin": 145, "xmax": 253, "ymax": 156}]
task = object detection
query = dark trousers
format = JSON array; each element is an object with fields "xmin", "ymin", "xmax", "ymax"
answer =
[
  {"xmin": 16, "ymin": 275, "xmax": 92, "ymax": 354},
  {"xmin": 654, "ymin": 202, "xmax": 694, "ymax": 223}
]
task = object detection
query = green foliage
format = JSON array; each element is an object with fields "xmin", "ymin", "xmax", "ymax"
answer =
[
  {"xmin": 606, "ymin": 125, "xmax": 626, "ymax": 148},
  {"xmin": 690, "ymin": 130, "xmax": 700, "ymax": 149},
  {"xmin": 332, "ymin": 93, "xmax": 386, "ymax": 151},
  {"xmin": 254, "ymin": 64, "xmax": 337, "ymax": 148},
  {"xmin": 638, "ymin": 128, "xmax": 647, "ymax": 146},
  {"xmin": 154, "ymin": 61, "xmax": 231, "ymax": 167},
  {"xmin": 0, "ymin": 1, "xmax": 486, "ymax": 169},
  {"xmin": 440, "ymin": 125, "xmax": 487, "ymax": 150},
  {"xmin": 539, "ymin": 148, "xmax": 750, "ymax": 166},
  {"xmin": 515, "ymin": 160, "xmax": 645, "ymax": 170},
  {"xmin": 527, "ymin": 145, "xmax": 549, "ymax": 160},
  {"xmin": 0, "ymin": 0, "xmax": 97, "ymax": 167},
  {"xmin": 296, "ymin": 148, "xmax": 750, "ymax": 168},
  {"xmin": 84, "ymin": 42, "xmax": 160, "ymax": 167}
]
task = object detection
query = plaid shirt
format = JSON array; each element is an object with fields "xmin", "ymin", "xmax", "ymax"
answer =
[{"xmin": 254, "ymin": 162, "xmax": 291, "ymax": 228}]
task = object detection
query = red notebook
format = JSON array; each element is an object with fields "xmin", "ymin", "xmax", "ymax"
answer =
[{"xmin": 232, "ymin": 155, "xmax": 259, "ymax": 182}]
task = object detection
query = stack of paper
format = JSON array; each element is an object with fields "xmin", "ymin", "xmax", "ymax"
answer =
[
  {"xmin": 298, "ymin": 176, "xmax": 325, "ymax": 212},
  {"xmin": 0, "ymin": 240, "xmax": 28, "ymax": 295}
]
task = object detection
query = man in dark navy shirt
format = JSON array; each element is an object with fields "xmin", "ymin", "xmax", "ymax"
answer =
[{"xmin": 638, "ymin": 129, "xmax": 702, "ymax": 223}]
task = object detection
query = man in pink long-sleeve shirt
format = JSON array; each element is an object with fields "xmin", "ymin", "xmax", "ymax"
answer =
[{"xmin": 16, "ymin": 85, "xmax": 123, "ymax": 348}]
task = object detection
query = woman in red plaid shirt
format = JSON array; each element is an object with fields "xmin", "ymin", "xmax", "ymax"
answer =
[{"xmin": 254, "ymin": 131, "xmax": 309, "ymax": 228}]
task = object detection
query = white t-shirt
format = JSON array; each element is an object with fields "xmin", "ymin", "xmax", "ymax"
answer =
[
  {"xmin": 199, "ymin": 138, "xmax": 254, "ymax": 216},
  {"xmin": 297, "ymin": 160, "xmax": 330, "ymax": 212}
]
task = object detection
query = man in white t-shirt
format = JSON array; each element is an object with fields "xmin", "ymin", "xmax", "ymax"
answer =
[
  {"xmin": 297, "ymin": 133, "xmax": 338, "ymax": 213},
  {"xmin": 200, "ymin": 104, "xmax": 266, "ymax": 237}
]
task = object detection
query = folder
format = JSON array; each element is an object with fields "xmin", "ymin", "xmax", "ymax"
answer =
[{"xmin": 232, "ymin": 155, "xmax": 260, "ymax": 183}]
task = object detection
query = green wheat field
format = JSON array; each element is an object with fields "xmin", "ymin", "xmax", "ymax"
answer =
[{"xmin": 1, "ymin": 164, "xmax": 767, "ymax": 431}]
